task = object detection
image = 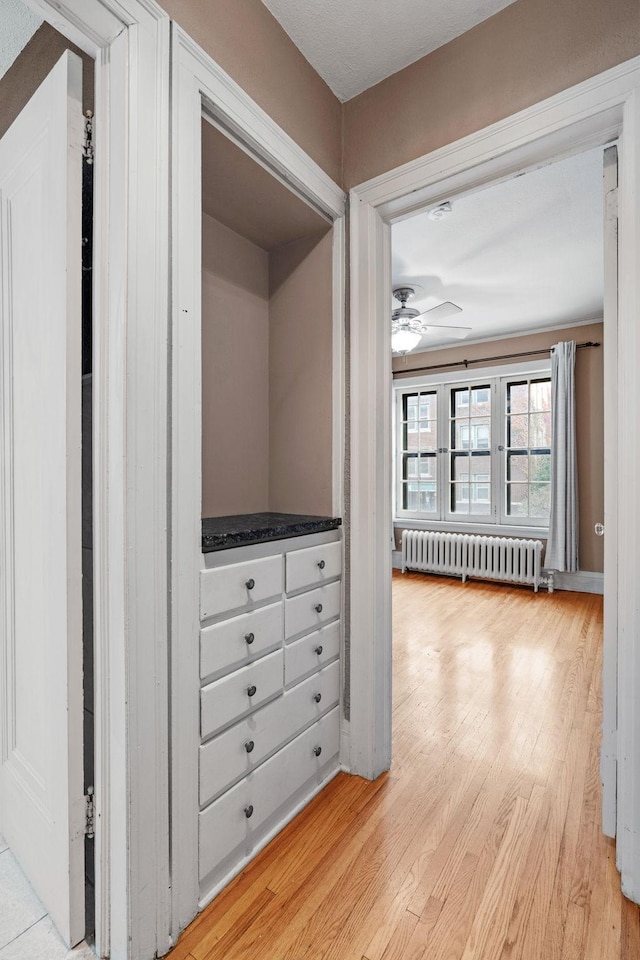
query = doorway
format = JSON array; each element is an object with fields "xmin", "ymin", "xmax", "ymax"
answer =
[
  {"xmin": 0, "ymin": 1, "xmax": 173, "ymax": 958},
  {"xmin": 348, "ymin": 58, "xmax": 640, "ymax": 901}
]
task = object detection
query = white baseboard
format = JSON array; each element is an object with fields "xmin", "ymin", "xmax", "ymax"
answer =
[
  {"xmin": 392, "ymin": 551, "xmax": 603, "ymax": 595},
  {"xmin": 545, "ymin": 569, "xmax": 604, "ymax": 595}
]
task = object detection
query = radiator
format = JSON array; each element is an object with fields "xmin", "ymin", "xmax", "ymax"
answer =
[{"xmin": 401, "ymin": 530, "xmax": 549, "ymax": 592}]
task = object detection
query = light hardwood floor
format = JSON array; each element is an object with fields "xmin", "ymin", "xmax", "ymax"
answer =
[{"xmin": 167, "ymin": 572, "xmax": 640, "ymax": 960}]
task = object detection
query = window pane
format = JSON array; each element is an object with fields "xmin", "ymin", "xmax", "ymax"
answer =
[
  {"xmin": 403, "ymin": 454, "xmax": 418, "ymax": 479},
  {"xmin": 507, "ymin": 482, "xmax": 529, "ymax": 516},
  {"xmin": 419, "ymin": 483, "xmax": 437, "ymax": 513},
  {"xmin": 470, "ymin": 494, "xmax": 491, "ymax": 515},
  {"xmin": 404, "ymin": 422, "xmax": 419, "ymax": 451},
  {"xmin": 470, "ymin": 466, "xmax": 491, "ymax": 514},
  {"xmin": 453, "ymin": 453, "xmax": 470, "ymax": 481},
  {"xmin": 452, "ymin": 484, "xmax": 470, "ymax": 514},
  {"xmin": 454, "ymin": 423, "xmax": 470, "ymax": 449},
  {"xmin": 471, "ymin": 386, "xmax": 491, "ymax": 415},
  {"xmin": 453, "ymin": 388, "xmax": 469, "ymax": 415},
  {"xmin": 507, "ymin": 452, "xmax": 528, "ymax": 482},
  {"xmin": 404, "ymin": 394, "xmax": 418, "ymax": 421},
  {"xmin": 419, "ymin": 398, "xmax": 431, "ymax": 419},
  {"xmin": 507, "ymin": 414, "xmax": 529, "ymax": 448},
  {"xmin": 530, "ymin": 453, "xmax": 551, "ymax": 482},
  {"xmin": 530, "ymin": 483, "xmax": 551, "ymax": 518},
  {"xmin": 403, "ymin": 483, "xmax": 418, "ymax": 511},
  {"xmin": 508, "ymin": 382, "xmax": 529, "ymax": 414},
  {"xmin": 419, "ymin": 420, "xmax": 438, "ymax": 451},
  {"xmin": 418, "ymin": 455, "xmax": 436, "ymax": 479},
  {"xmin": 470, "ymin": 418, "xmax": 491, "ymax": 449},
  {"xmin": 530, "ymin": 379, "xmax": 551, "ymax": 412},
  {"xmin": 529, "ymin": 412, "xmax": 552, "ymax": 447}
]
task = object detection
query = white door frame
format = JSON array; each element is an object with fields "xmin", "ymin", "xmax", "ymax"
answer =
[
  {"xmin": 169, "ymin": 23, "xmax": 346, "ymax": 938},
  {"xmin": 349, "ymin": 57, "xmax": 640, "ymax": 902},
  {"xmin": 24, "ymin": 2, "xmax": 171, "ymax": 957}
]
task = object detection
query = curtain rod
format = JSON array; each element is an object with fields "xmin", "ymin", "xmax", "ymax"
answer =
[{"xmin": 393, "ymin": 340, "xmax": 601, "ymax": 377}]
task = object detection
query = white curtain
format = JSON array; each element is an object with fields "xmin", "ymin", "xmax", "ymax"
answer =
[{"xmin": 546, "ymin": 340, "xmax": 578, "ymax": 572}]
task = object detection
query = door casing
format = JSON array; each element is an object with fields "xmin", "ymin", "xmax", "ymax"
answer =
[
  {"xmin": 348, "ymin": 56, "xmax": 640, "ymax": 903},
  {"xmin": 23, "ymin": 2, "xmax": 171, "ymax": 957},
  {"xmin": 169, "ymin": 22, "xmax": 346, "ymax": 936}
]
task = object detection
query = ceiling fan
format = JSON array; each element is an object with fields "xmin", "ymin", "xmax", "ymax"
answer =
[{"xmin": 391, "ymin": 286, "xmax": 472, "ymax": 354}]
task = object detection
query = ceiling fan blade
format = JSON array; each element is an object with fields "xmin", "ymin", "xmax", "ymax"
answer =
[
  {"xmin": 423, "ymin": 323, "xmax": 472, "ymax": 340},
  {"xmin": 420, "ymin": 300, "xmax": 462, "ymax": 323}
]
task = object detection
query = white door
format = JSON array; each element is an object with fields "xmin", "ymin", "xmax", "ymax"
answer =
[
  {"xmin": 0, "ymin": 50, "xmax": 85, "ymax": 947},
  {"xmin": 601, "ymin": 144, "xmax": 618, "ymax": 838}
]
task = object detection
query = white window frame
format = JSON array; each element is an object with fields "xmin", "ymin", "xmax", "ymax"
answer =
[{"xmin": 393, "ymin": 359, "xmax": 551, "ymax": 536}]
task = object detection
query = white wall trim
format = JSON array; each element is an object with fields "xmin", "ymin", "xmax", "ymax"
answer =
[
  {"xmin": 354, "ymin": 56, "xmax": 640, "ymax": 216},
  {"xmin": 173, "ymin": 26, "xmax": 344, "ymax": 222},
  {"xmin": 170, "ymin": 23, "xmax": 346, "ymax": 943},
  {"xmin": 349, "ymin": 56, "xmax": 640, "ymax": 900},
  {"xmin": 614, "ymin": 86, "xmax": 640, "ymax": 901},
  {"xmin": 392, "ymin": 358, "xmax": 551, "ymax": 387},
  {"xmin": 391, "ymin": 553, "xmax": 603, "ymax": 595},
  {"xmin": 547, "ymin": 570, "xmax": 604, "ymax": 595},
  {"xmin": 26, "ymin": 2, "xmax": 172, "ymax": 958}
]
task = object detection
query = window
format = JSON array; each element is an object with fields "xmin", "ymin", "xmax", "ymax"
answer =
[
  {"xmin": 505, "ymin": 378, "xmax": 552, "ymax": 521},
  {"xmin": 395, "ymin": 370, "xmax": 552, "ymax": 528}
]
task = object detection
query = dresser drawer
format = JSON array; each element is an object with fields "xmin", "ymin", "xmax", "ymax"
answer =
[
  {"xmin": 200, "ymin": 602, "xmax": 282, "ymax": 681},
  {"xmin": 286, "ymin": 540, "xmax": 342, "ymax": 593},
  {"xmin": 200, "ymin": 555, "xmax": 283, "ymax": 620},
  {"xmin": 199, "ymin": 706, "xmax": 340, "ymax": 880},
  {"xmin": 199, "ymin": 660, "xmax": 340, "ymax": 806},
  {"xmin": 284, "ymin": 581, "xmax": 341, "ymax": 640},
  {"xmin": 285, "ymin": 620, "xmax": 340, "ymax": 688},
  {"xmin": 201, "ymin": 649, "xmax": 283, "ymax": 739}
]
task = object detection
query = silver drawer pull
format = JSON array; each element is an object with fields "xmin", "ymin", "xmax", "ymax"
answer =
[
  {"xmin": 314, "ymin": 645, "xmax": 323, "ymax": 655},
  {"xmin": 315, "ymin": 603, "xmax": 323, "ymax": 613},
  {"xmin": 313, "ymin": 746, "xmax": 322, "ymax": 757},
  {"xmin": 244, "ymin": 804, "xmax": 254, "ymax": 819},
  {"xmin": 317, "ymin": 559, "xmax": 326, "ymax": 570},
  {"xmin": 245, "ymin": 578, "xmax": 255, "ymax": 590},
  {"xmin": 247, "ymin": 684, "xmax": 257, "ymax": 697},
  {"xmin": 244, "ymin": 739, "xmax": 255, "ymax": 753},
  {"xmin": 244, "ymin": 632, "xmax": 255, "ymax": 645},
  {"xmin": 313, "ymin": 692, "xmax": 322, "ymax": 703}
]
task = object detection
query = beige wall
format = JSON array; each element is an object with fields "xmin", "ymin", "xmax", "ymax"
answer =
[
  {"xmin": 201, "ymin": 214, "xmax": 270, "ymax": 517},
  {"xmin": 0, "ymin": 22, "xmax": 93, "ymax": 140},
  {"xmin": 393, "ymin": 322, "xmax": 604, "ymax": 572},
  {"xmin": 343, "ymin": 0, "xmax": 640, "ymax": 187},
  {"xmin": 159, "ymin": 0, "xmax": 342, "ymax": 186},
  {"xmin": 269, "ymin": 230, "xmax": 334, "ymax": 516}
]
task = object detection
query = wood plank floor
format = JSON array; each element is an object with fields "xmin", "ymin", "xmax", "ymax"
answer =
[{"xmin": 167, "ymin": 572, "xmax": 640, "ymax": 960}]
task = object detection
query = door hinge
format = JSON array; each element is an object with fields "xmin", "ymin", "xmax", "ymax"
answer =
[
  {"xmin": 85, "ymin": 786, "xmax": 95, "ymax": 839},
  {"xmin": 83, "ymin": 110, "xmax": 94, "ymax": 165}
]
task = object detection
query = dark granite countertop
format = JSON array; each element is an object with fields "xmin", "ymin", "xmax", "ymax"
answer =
[{"xmin": 202, "ymin": 512, "xmax": 342, "ymax": 552}]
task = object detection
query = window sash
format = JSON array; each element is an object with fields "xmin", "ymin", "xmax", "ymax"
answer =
[{"xmin": 394, "ymin": 370, "xmax": 551, "ymax": 529}]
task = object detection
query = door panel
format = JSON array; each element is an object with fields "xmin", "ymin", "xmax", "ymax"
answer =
[{"xmin": 0, "ymin": 51, "xmax": 85, "ymax": 947}]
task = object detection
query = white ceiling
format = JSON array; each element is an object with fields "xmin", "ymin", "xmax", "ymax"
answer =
[
  {"xmin": 260, "ymin": 0, "xmax": 517, "ymax": 102},
  {"xmin": 391, "ymin": 147, "xmax": 604, "ymax": 352},
  {"xmin": 0, "ymin": 0, "xmax": 42, "ymax": 81}
]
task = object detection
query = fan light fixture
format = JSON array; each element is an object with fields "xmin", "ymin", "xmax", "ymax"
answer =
[
  {"xmin": 390, "ymin": 285, "xmax": 470, "ymax": 354},
  {"xmin": 391, "ymin": 327, "xmax": 422, "ymax": 355}
]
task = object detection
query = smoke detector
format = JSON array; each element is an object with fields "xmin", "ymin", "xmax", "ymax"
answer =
[{"xmin": 428, "ymin": 201, "xmax": 452, "ymax": 222}]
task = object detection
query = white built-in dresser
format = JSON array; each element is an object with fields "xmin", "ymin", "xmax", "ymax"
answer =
[{"xmin": 198, "ymin": 516, "xmax": 342, "ymax": 900}]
